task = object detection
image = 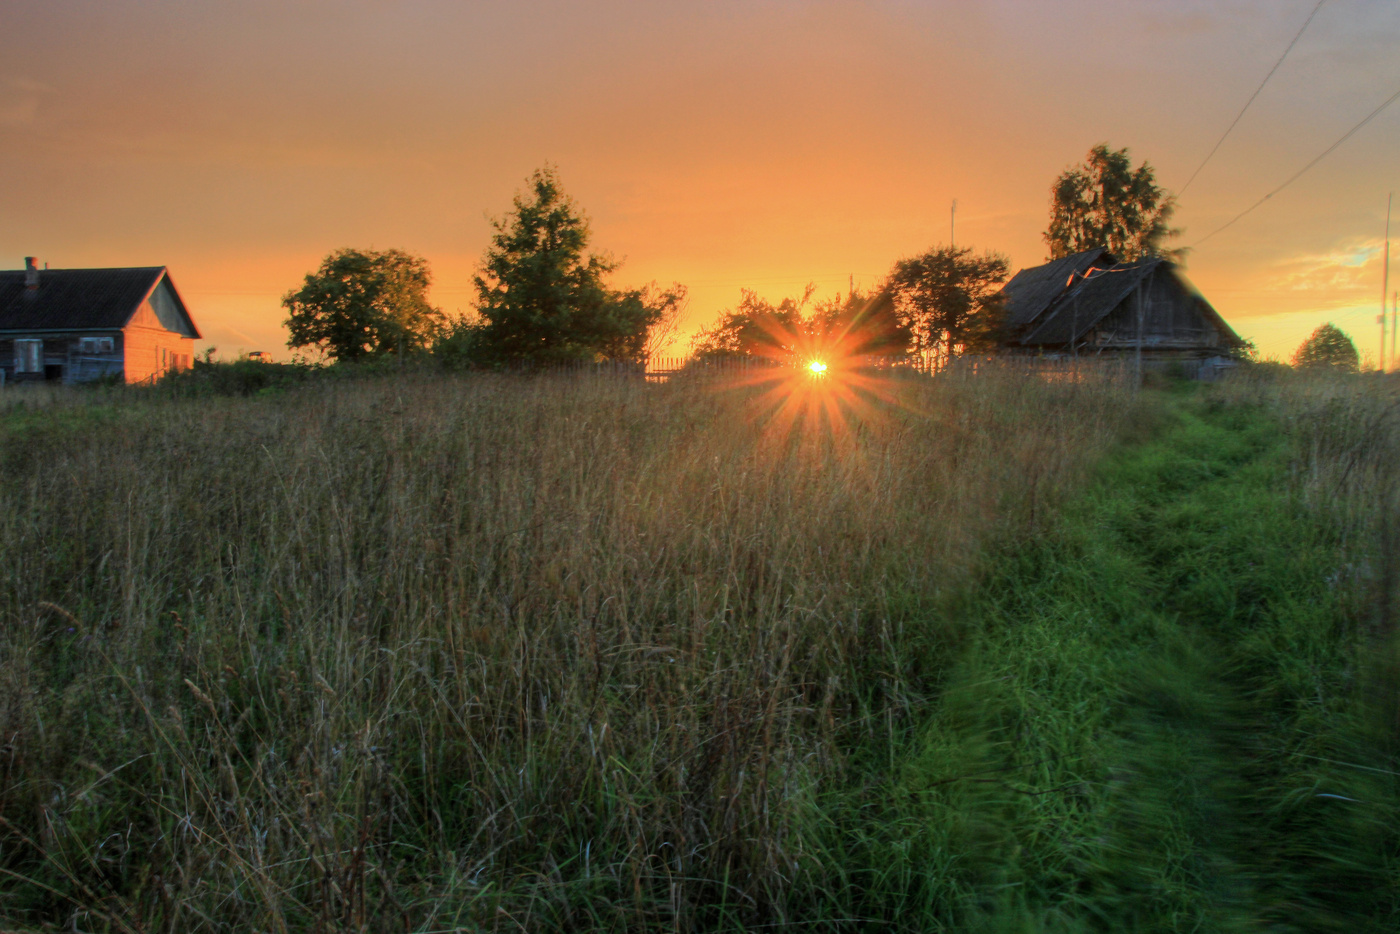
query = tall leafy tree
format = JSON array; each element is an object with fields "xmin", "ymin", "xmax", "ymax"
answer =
[
  {"xmin": 472, "ymin": 167, "xmax": 683, "ymax": 364},
  {"xmin": 1045, "ymin": 144, "xmax": 1182, "ymax": 261},
  {"xmin": 1293, "ymin": 322, "xmax": 1359, "ymax": 372},
  {"xmin": 283, "ymin": 248, "xmax": 442, "ymax": 362},
  {"xmin": 886, "ymin": 246, "xmax": 1009, "ymax": 365}
]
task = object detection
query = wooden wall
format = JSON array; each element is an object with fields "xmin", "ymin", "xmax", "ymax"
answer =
[
  {"xmin": 0, "ymin": 333, "xmax": 124, "ymax": 383},
  {"xmin": 1090, "ymin": 269, "xmax": 1226, "ymax": 352},
  {"xmin": 121, "ymin": 325, "xmax": 194, "ymax": 384}
]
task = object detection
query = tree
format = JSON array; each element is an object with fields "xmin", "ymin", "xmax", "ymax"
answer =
[
  {"xmin": 592, "ymin": 282, "xmax": 688, "ymax": 364},
  {"xmin": 284, "ymin": 248, "xmax": 443, "ymax": 363},
  {"xmin": 690, "ymin": 284, "xmax": 913, "ymax": 363},
  {"xmin": 1045, "ymin": 144, "xmax": 1182, "ymax": 261},
  {"xmin": 472, "ymin": 166, "xmax": 684, "ymax": 364},
  {"xmin": 808, "ymin": 288, "xmax": 914, "ymax": 360},
  {"xmin": 642, "ymin": 284, "xmax": 689, "ymax": 362},
  {"xmin": 690, "ymin": 287, "xmax": 813, "ymax": 360},
  {"xmin": 885, "ymin": 246, "xmax": 1009, "ymax": 365},
  {"xmin": 1293, "ymin": 323, "xmax": 1359, "ymax": 372}
]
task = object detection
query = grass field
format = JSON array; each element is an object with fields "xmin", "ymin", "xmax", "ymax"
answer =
[{"xmin": 0, "ymin": 365, "xmax": 1396, "ymax": 931}]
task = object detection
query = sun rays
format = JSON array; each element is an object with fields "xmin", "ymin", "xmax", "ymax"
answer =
[{"xmin": 700, "ymin": 307, "xmax": 923, "ymax": 447}]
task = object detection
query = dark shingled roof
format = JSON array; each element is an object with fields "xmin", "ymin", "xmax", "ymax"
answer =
[
  {"xmin": 1020, "ymin": 259, "xmax": 1161, "ymax": 345},
  {"xmin": 1001, "ymin": 248, "xmax": 1113, "ymax": 328},
  {"xmin": 0, "ymin": 267, "xmax": 198, "ymax": 335}
]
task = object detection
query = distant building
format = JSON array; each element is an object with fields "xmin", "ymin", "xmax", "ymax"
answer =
[
  {"xmin": 0, "ymin": 259, "xmax": 201, "ymax": 384},
  {"xmin": 1000, "ymin": 249, "xmax": 1245, "ymax": 373}
]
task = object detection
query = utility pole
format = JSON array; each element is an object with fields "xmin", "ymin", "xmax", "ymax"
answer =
[
  {"xmin": 950, "ymin": 200, "xmax": 957, "ymax": 247},
  {"xmin": 1383, "ymin": 193, "xmax": 1394, "ymax": 372},
  {"xmin": 1386, "ymin": 193, "xmax": 1394, "ymax": 371}
]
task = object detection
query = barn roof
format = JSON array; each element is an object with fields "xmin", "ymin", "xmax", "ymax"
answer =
[
  {"xmin": 1011, "ymin": 257, "xmax": 1245, "ymax": 349},
  {"xmin": 1001, "ymin": 248, "xmax": 1114, "ymax": 328},
  {"xmin": 1020, "ymin": 258, "xmax": 1161, "ymax": 345},
  {"xmin": 0, "ymin": 266, "xmax": 200, "ymax": 337}
]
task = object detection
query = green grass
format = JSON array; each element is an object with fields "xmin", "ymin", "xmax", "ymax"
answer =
[
  {"xmin": 801, "ymin": 385, "xmax": 1400, "ymax": 931},
  {"xmin": 0, "ymin": 366, "xmax": 1133, "ymax": 932},
  {"xmin": 1, "ymin": 368, "xmax": 1396, "ymax": 931}
]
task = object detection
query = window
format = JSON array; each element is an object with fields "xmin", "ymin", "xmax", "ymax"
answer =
[
  {"xmin": 79, "ymin": 336, "xmax": 114, "ymax": 354},
  {"xmin": 15, "ymin": 339, "xmax": 41, "ymax": 373}
]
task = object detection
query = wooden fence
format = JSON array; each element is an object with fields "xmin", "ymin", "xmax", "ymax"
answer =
[
  {"xmin": 445, "ymin": 353, "xmax": 1218, "ymax": 386},
  {"xmin": 506, "ymin": 355, "xmax": 1146, "ymax": 386}
]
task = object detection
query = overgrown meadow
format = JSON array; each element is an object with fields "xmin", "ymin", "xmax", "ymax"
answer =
[{"xmin": 1, "ymin": 365, "xmax": 1397, "ymax": 932}]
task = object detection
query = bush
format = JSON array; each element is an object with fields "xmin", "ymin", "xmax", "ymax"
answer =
[
  {"xmin": 1293, "ymin": 322, "xmax": 1359, "ymax": 372},
  {"xmin": 156, "ymin": 357, "xmax": 317, "ymax": 396}
]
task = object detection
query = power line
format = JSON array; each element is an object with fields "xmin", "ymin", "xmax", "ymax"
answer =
[
  {"xmin": 1179, "ymin": 0, "xmax": 1326, "ymax": 197},
  {"xmin": 1192, "ymin": 83, "xmax": 1400, "ymax": 248}
]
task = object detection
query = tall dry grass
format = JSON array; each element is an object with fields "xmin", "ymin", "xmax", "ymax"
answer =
[
  {"xmin": 1222, "ymin": 370, "xmax": 1400, "ymax": 719},
  {"xmin": 0, "ymin": 366, "xmax": 1133, "ymax": 931}
]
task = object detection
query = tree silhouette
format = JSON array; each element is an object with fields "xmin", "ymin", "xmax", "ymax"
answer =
[
  {"xmin": 284, "ymin": 248, "xmax": 442, "ymax": 363},
  {"xmin": 1045, "ymin": 144, "xmax": 1182, "ymax": 261},
  {"xmin": 472, "ymin": 166, "xmax": 683, "ymax": 364},
  {"xmin": 886, "ymin": 246, "xmax": 1009, "ymax": 365},
  {"xmin": 1293, "ymin": 323, "xmax": 1359, "ymax": 372},
  {"xmin": 690, "ymin": 287, "xmax": 813, "ymax": 360}
]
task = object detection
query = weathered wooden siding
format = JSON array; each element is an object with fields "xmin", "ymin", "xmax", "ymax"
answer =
[
  {"xmin": 68, "ymin": 347, "xmax": 125, "ymax": 382},
  {"xmin": 1087, "ymin": 269, "xmax": 1226, "ymax": 352},
  {"xmin": 1, "ymin": 332, "xmax": 130, "ymax": 383},
  {"xmin": 0, "ymin": 321, "xmax": 192, "ymax": 384},
  {"xmin": 121, "ymin": 325, "xmax": 193, "ymax": 383}
]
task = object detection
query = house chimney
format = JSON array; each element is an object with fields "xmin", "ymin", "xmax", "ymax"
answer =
[{"xmin": 24, "ymin": 257, "xmax": 39, "ymax": 290}]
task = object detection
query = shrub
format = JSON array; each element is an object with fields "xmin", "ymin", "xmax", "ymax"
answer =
[{"xmin": 1293, "ymin": 322, "xmax": 1359, "ymax": 372}]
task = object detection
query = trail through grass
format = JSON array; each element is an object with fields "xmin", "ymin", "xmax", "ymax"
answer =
[{"xmin": 812, "ymin": 385, "xmax": 1400, "ymax": 931}]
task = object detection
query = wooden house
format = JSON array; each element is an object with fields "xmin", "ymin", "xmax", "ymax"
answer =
[
  {"xmin": 0, "ymin": 259, "xmax": 201, "ymax": 385},
  {"xmin": 1000, "ymin": 249, "xmax": 1245, "ymax": 372}
]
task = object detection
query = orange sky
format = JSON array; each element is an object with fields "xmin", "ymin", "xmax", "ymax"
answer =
[{"xmin": 2, "ymin": 0, "xmax": 1398, "ymax": 363}]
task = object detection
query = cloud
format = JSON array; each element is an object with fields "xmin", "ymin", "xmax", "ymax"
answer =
[{"xmin": 1272, "ymin": 238, "xmax": 1384, "ymax": 293}]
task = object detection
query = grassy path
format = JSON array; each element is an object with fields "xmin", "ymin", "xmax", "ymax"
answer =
[{"xmin": 812, "ymin": 387, "xmax": 1400, "ymax": 932}]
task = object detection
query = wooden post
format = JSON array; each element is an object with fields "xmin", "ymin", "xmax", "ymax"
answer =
[
  {"xmin": 1135, "ymin": 276, "xmax": 1145, "ymax": 387},
  {"xmin": 1071, "ymin": 294, "xmax": 1079, "ymax": 361}
]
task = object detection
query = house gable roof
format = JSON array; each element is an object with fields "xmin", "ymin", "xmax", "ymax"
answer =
[
  {"xmin": 1020, "ymin": 259, "xmax": 1161, "ymax": 345},
  {"xmin": 1016, "ymin": 258, "xmax": 1245, "ymax": 349},
  {"xmin": 0, "ymin": 267, "xmax": 201, "ymax": 338},
  {"xmin": 1001, "ymin": 248, "xmax": 1114, "ymax": 329}
]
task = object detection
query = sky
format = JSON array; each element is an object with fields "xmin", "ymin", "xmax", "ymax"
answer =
[{"xmin": 2, "ymin": 0, "xmax": 1398, "ymax": 364}]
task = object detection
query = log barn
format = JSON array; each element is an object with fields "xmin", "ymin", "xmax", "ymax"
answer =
[
  {"xmin": 1000, "ymin": 249, "xmax": 1245, "ymax": 375},
  {"xmin": 0, "ymin": 258, "xmax": 201, "ymax": 385}
]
